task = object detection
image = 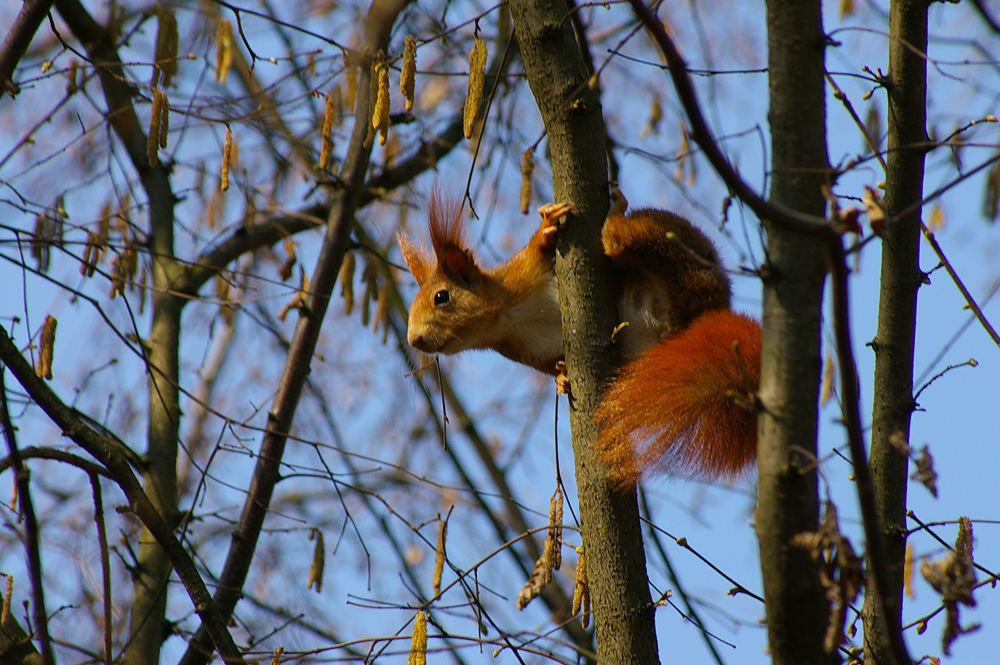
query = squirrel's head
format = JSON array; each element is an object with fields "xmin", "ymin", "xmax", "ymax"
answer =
[{"xmin": 396, "ymin": 190, "xmax": 502, "ymax": 355}]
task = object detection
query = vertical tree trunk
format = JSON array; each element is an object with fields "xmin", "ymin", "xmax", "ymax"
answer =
[
  {"xmin": 863, "ymin": 1, "xmax": 928, "ymax": 661},
  {"xmin": 127, "ymin": 252, "xmax": 180, "ymax": 665},
  {"xmin": 508, "ymin": 2, "xmax": 659, "ymax": 663},
  {"xmin": 757, "ymin": 2, "xmax": 833, "ymax": 663}
]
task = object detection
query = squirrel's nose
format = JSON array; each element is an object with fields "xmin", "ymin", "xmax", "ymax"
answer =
[{"xmin": 407, "ymin": 329, "xmax": 428, "ymax": 351}]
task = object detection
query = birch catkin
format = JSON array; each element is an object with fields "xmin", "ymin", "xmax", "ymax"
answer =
[{"xmin": 463, "ymin": 37, "xmax": 487, "ymax": 139}]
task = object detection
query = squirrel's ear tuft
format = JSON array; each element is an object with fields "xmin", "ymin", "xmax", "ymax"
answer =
[
  {"xmin": 428, "ymin": 187, "xmax": 466, "ymax": 259},
  {"xmin": 397, "ymin": 232, "xmax": 431, "ymax": 285},
  {"xmin": 440, "ymin": 243, "xmax": 480, "ymax": 283}
]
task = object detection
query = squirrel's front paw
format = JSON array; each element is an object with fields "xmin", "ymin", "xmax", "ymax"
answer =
[{"xmin": 537, "ymin": 201, "xmax": 577, "ymax": 249}]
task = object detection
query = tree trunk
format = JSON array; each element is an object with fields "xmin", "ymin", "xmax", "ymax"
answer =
[
  {"xmin": 508, "ymin": 2, "xmax": 659, "ymax": 664},
  {"xmin": 863, "ymin": 1, "xmax": 928, "ymax": 662},
  {"xmin": 757, "ymin": 2, "xmax": 833, "ymax": 663}
]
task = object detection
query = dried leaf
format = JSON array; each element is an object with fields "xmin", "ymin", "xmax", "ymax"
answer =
[
  {"xmin": 911, "ymin": 445, "xmax": 938, "ymax": 498},
  {"xmin": 432, "ymin": 517, "xmax": 447, "ymax": 597},
  {"xmin": 920, "ymin": 517, "xmax": 979, "ymax": 655},
  {"xmin": 401, "ymin": 35, "xmax": 416, "ymax": 112},
  {"xmin": 641, "ymin": 95, "xmax": 662, "ymax": 137},
  {"xmin": 863, "ymin": 186, "xmax": 887, "ymax": 237},
  {"xmin": 279, "ymin": 239, "xmax": 297, "ymax": 282},
  {"xmin": 339, "ymin": 252, "xmax": 355, "ymax": 315},
  {"xmin": 927, "ymin": 204, "xmax": 945, "ymax": 233},
  {"xmin": 820, "ymin": 351, "xmax": 836, "ymax": 407},
  {"xmin": 215, "ymin": 20, "xmax": 234, "ymax": 84},
  {"xmin": 904, "ymin": 541, "xmax": 915, "ymax": 599},
  {"xmin": 277, "ymin": 271, "xmax": 310, "ymax": 321},
  {"xmin": 153, "ymin": 6, "xmax": 178, "ymax": 88},
  {"xmin": 221, "ymin": 126, "xmax": 233, "ymax": 192},
  {"xmin": 372, "ymin": 62, "xmax": 390, "ymax": 146},
  {"xmin": 519, "ymin": 148, "xmax": 534, "ymax": 214},
  {"xmin": 571, "ymin": 546, "xmax": 590, "ymax": 627},
  {"xmin": 982, "ymin": 156, "xmax": 1000, "ymax": 222},
  {"xmin": 36, "ymin": 315, "xmax": 57, "ymax": 380},
  {"xmin": 791, "ymin": 502, "xmax": 863, "ymax": 653},
  {"xmin": 319, "ymin": 91, "xmax": 335, "ymax": 170},
  {"xmin": 307, "ymin": 529, "xmax": 325, "ymax": 592}
]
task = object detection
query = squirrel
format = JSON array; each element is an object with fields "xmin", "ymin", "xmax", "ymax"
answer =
[{"xmin": 397, "ymin": 188, "xmax": 761, "ymax": 485}]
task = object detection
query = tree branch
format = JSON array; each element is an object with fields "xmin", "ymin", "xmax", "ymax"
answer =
[
  {"xmin": 0, "ymin": 327, "xmax": 246, "ymax": 664},
  {"xmin": 0, "ymin": 370, "xmax": 54, "ymax": 665},
  {"xmin": 628, "ymin": 0, "xmax": 833, "ymax": 239},
  {"xmin": 828, "ymin": 237, "xmax": 911, "ymax": 665},
  {"xmin": 176, "ymin": 2, "xmax": 412, "ymax": 663},
  {"xmin": 861, "ymin": 1, "xmax": 927, "ymax": 663},
  {"xmin": 0, "ymin": 0, "xmax": 57, "ymax": 97}
]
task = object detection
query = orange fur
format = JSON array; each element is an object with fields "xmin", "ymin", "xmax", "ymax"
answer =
[
  {"xmin": 427, "ymin": 189, "xmax": 466, "ymax": 262},
  {"xmin": 397, "ymin": 189, "xmax": 467, "ymax": 285},
  {"xmin": 399, "ymin": 189, "xmax": 762, "ymax": 483},
  {"xmin": 597, "ymin": 310, "xmax": 761, "ymax": 485}
]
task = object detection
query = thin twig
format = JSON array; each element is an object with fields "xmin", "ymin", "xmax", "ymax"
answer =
[
  {"xmin": 176, "ymin": 3, "xmax": 413, "ymax": 664},
  {"xmin": 827, "ymin": 237, "xmax": 911, "ymax": 665},
  {"xmin": 0, "ymin": 370, "xmax": 54, "ymax": 665},
  {"xmin": 628, "ymin": 0, "xmax": 833, "ymax": 238},
  {"xmin": 89, "ymin": 473, "xmax": 114, "ymax": 665},
  {"xmin": 0, "ymin": 326, "xmax": 246, "ymax": 664},
  {"xmin": 827, "ymin": 71, "xmax": 1000, "ymax": 349}
]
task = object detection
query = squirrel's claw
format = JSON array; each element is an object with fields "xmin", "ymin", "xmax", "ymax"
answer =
[
  {"xmin": 538, "ymin": 201, "xmax": 577, "ymax": 228},
  {"xmin": 537, "ymin": 202, "xmax": 577, "ymax": 250}
]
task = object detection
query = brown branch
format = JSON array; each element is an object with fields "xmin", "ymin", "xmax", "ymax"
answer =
[
  {"xmin": 919, "ymin": 223, "xmax": 1000, "ymax": 347},
  {"xmin": 0, "ymin": 370, "xmax": 54, "ymax": 665},
  {"xmin": 827, "ymin": 238, "xmax": 911, "ymax": 665},
  {"xmin": 0, "ymin": 445, "xmax": 110, "ymax": 477},
  {"xmin": 0, "ymin": 0, "xmax": 57, "ymax": 97},
  {"xmin": 176, "ymin": 2, "xmax": 412, "ymax": 663},
  {"xmin": 88, "ymin": 472, "xmax": 114, "ymax": 665},
  {"xmin": 0, "ymin": 327, "xmax": 246, "ymax": 664},
  {"xmin": 628, "ymin": 0, "xmax": 833, "ymax": 239}
]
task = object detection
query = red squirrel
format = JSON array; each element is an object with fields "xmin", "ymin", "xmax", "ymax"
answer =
[{"xmin": 397, "ymin": 188, "xmax": 761, "ymax": 485}]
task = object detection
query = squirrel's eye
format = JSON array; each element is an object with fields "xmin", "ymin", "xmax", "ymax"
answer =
[{"xmin": 433, "ymin": 290, "xmax": 450, "ymax": 306}]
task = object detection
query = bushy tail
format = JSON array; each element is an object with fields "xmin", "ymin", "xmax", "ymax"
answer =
[{"xmin": 597, "ymin": 310, "xmax": 761, "ymax": 486}]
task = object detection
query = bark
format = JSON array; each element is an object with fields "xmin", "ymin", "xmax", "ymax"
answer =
[
  {"xmin": 757, "ymin": 2, "xmax": 833, "ymax": 663},
  {"xmin": 508, "ymin": 2, "xmax": 659, "ymax": 664},
  {"xmin": 862, "ymin": 1, "xmax": 928, "ymax": 662}
]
